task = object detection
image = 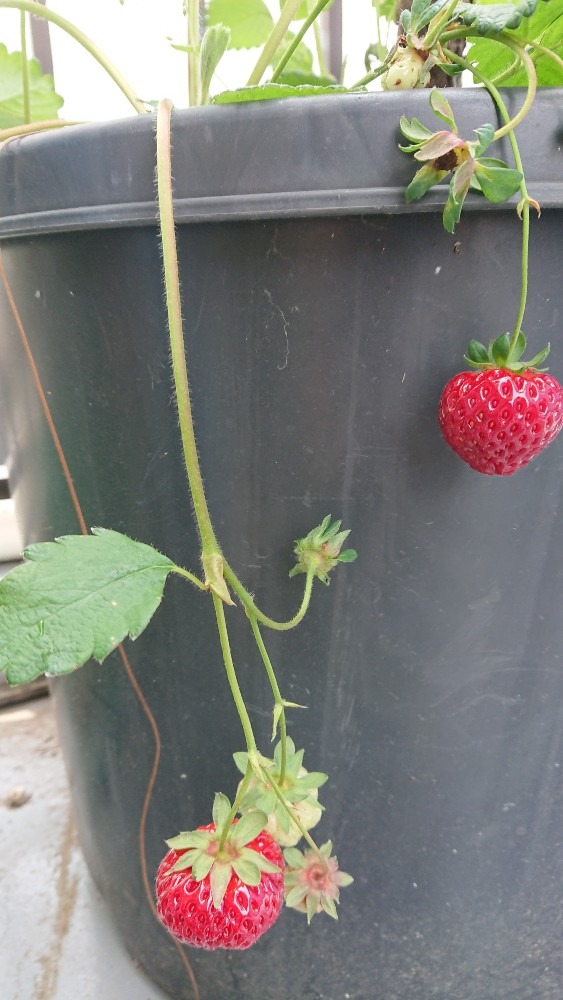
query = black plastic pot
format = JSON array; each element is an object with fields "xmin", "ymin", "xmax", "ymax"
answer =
[{"xmin": 1, "ymin": 90, "xmax": 563, "ymax": 1000}]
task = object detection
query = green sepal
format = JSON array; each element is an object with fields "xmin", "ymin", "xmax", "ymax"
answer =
[
  {"xmin": 465, "ymin": 339, "xmax": 490, "ymax": 366},
  {"xmin": 285, "ymin": 884, "xmax": 309, "ymax": 908},
  {"xmin": 212, "ymin": 792, "xmax": 232, "ymax": 830},
  {"xmin": 233, "ymin": 751, "xmax": 248, "ymax": 775},
  {"xmin": 241, "ymin": 847, "xmax": 282, "ymax": 874},
  {"xmin": 306, "ymin": 892, "xmax": 318, "ymax": 924},
  {"xmin": 338, "ymin": 549, "xmax": 358, "ymax": 563},
  {"xmin": 405, "ymin": 163, "xmax": 448, "ymax": 202},
  {"xmin": 231, "ymin": 857, "xmax": 261, "ymax": 885},
  {"xmin": 283, "ymin": 847, "xmax": 305, "ymax": 868},
  {"xmin": 399, "ymin": 115, "xmax": 434, "ymax": 145},
  {"xmin": 190, "ymin": 852, "xmax": 216, "ymax": 881},
  {"xmin": 473, "ymin": 160, "xmax": 523, "ymax": 203},
  {"xmin": 255, "ymin": 791, "xmax": 277, "ymax": 814},
  {"xmin": 210, "ymin": 861, "xmax": 232, "ymax": 909},
  {"xmin": 525, "ymin": 343, "xmax": 551, "ymax": 370},
  {"xmin": 491, "ymin": 332, "xmax": 511, "ymax": 366},
  {"xmin": 473, "ymin": 124, "xmax": 495, "ymax": 157},
  {"xmin": 429, "ymin": 89, "xmax": 456, "ymax": 131},
  {"xmin": 168, "ymin": 849, "xmax": 201, "ymax": 872},
  {"xmin": 442, "ymin": 178, "xmax": 466, "ymax": 233},
  {"xmin": 321, "ymin": 896, "xmax": 339, "ymax": 919},
  {"xmin": 293, "ymin": 771, "xmax": 328, "ymax": 790},
  {"xmin": 510, "ymin": 330, "xmax": 527, "ymax": 363},
  {"xmin": 199, "ymin": 24, "xmax": 231, "ymax": 104},
  {"xmin": 165, "ymin": 829, "xmax": 210, "ymax": 850},
  {"xmin": 230, "ymin": 810, "xmax": 267, "ymax": 848},
  {"xmin": 452, "ymin": 158, "xmax": 476, "ymax": 201}
]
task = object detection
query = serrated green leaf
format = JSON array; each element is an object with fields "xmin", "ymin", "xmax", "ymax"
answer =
[
  {"xmin": 200, "ymin": 24, "xmax": 231, "ymax": 104},
  {"xmin": 210, "ymin": 861, "xmax": 233, "ymax": 908},
  {"xmin": 230, "ymin": 810, "xmax": 267, "ymax": 847},
  {"xmin": 0, "ymin": 45, "xmax": 63, "ymax": 128},
  {"xmin": 271, "ymin": 31, "xmax": 314, "ymax": 74},
  {"xmin": 212, "ymin": 82, "xmax": 348, "ymax": 103},
  {"xmin": 430, "ymin": 88, "xmax": 456, "ymax": 130},
  {"xmin": 474, "ymin": 160, "xmax": 523, "ymax": 202},
  {"xmin": 212, "ymin": 792, "xmax": 232, "ymax": 829},
  {"xmin": 276, "ymin": 70, "xmax": 338, "ymax": 87},
  {"xmin": 231, "ymin": 857, "xmax": 262, "ymax": 884},
  {"xmin": 206, "ymin": 0, "xmax": 274, "ymax": 49},
  {"xmin": 456, "ymin": 0, "xmax": 538, "ymax": 35},
  {"xmin": 491, "ymin": 332, "xmax": 511, "ymax": 364},
  {"xmin": 466, "ymin": 339, "xmax": 490, "ymax": 364},
  {"xmin": 0, "ymin": 529, "xmax": 174, "ymax": 686}
]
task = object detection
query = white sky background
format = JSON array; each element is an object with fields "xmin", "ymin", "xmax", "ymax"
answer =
[{"xmin": 0, "ymin": 1, "xmax": 386, "ymax": 121}]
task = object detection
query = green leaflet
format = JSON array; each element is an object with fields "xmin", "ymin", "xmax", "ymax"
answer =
[
  {"xmin": 0, "ymin": 528, "xmax": 175, "ymax": 686},
  {"xmin": 0, "ymin": 44, "xmax": 63, "ymax": 128},
  {"xmin": 205, "ymin": 0, "xmax": 274, "ymax": 49},
  {"xmin": 212, "ymin": 83, "xmax": 349, "ymax": 103}
]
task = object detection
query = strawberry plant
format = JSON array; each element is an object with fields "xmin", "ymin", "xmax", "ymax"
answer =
[{"xmin": 0, "ymin": 0, "xmax": 561, "ymax": 978}]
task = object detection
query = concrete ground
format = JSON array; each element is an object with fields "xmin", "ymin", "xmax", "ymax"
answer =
[{"xmin": 1, "ymin": 693, "xmax": 173, "ymax": 1000}]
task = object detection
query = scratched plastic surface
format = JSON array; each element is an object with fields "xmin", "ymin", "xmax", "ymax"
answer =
[{"xmin": 0, "ymin": 92, "xmax": 563, "ymax": 1000}]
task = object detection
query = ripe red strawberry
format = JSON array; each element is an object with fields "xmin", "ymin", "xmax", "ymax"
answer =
[
  {"xmin": 438, "ymin": 335, "xmax": 563, "ymax": 476},
  {"xmin": 156, "ymin": 797, "xmax": 284, "ymax": 950}
]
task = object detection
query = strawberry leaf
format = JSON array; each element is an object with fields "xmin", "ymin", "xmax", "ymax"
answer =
[
  {"xmin": 399, "ymin": 115, "xmax": 434, "ymax": 144},
  {"xmin": 205, "ymin": 0, "xmax": 273, "ymax": 49},
  {"xmin": 442, "ymin": 182, "xmax": 466, "ymax": 233},
  {"xmin": 473, "ymin": 124, "xmax": 495, "ymax": 157},
  {"xmin": 0, "ymin": 528, "xmax": 175, "ymax": 686},
  {"xmin": 212, "ymin": 83, "xmax": 348, "ymax": 103},
  {"xmin": 455, "ymin": 0, "xmax": 538, "ymax": 35},
  {"xmin": 0, "ymin": 45, "xmax": 63, "ymax": 128}
]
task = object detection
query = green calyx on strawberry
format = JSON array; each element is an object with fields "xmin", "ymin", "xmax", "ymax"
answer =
[
  {"xmin": 464, "ymin": 331, "xmax": 550, "ymax": 373},
  {"xmin": 289, "ymin": 514, "xmax": 357, "ymax": 585},
  {"xmin": 284, "ymin": 841, "xmax": 354, "ymax": 923},
  {"xmin": 234, "ymin": 739, "xmax": 327, "ymax": 847},
  {"xmin": 439, "ymin": 333, "xmax": 563, "ymax": 476},
  {"xmin": 155, "ymin": 793, "xmax": 285, "ymax": 950},
  {"xmin": 163, "ymin": 793, "xmax": 282, "ymax": 909}
]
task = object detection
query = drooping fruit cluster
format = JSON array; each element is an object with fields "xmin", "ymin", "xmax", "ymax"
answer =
[{"xmin": 439, "ymin": 334, "xmax": 563, "ymax": 476}]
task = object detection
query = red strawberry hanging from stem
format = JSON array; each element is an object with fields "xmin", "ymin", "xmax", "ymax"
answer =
[{"xmin": 439, "ymin": 332, "xmax": 563, "ymax": 476}]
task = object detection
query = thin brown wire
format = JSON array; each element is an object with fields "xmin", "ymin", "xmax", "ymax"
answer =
[{"xmin": 0, "ymin": 251, "xmax": 200, "ymax": 1000}]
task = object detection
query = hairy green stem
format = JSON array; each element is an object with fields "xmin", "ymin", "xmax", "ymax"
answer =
[
  {"xmin": 0, "ymin": 0, "xmax": 146, "ymax": 114},
  {"xmin": 214, "ymin": 595, "xmax": 258, "ymax": 757},
  {"xmin": 223, "ymin": 562, "xmax": 314, "ymax": 631},
  {"xmin": 441, "ymin": 31, "xmax": 537, "ymax": 140},
  {"xmin": 247, "ymin": 0, "xmax": 305, "ymax": 86},
  {"xmin": 19, "ymin": 11, "xmax": 30, "ymax": 124},
  {"xmin": 270, "ymin": 0, "xmax": 333, "ymax": 83},
  {"xmin": 170, "ymin": 564, "xmax": 207, "ymax": 589},
  {"xmin": 187, "ymin": 0, "xmax": 201, "ymax": 107},
  {"xmin": 447, "ymin": 50, "xmax": 532, "ymax": 350},
  {"xmin": 248, "ymin": 615, "xmax": 288, "ymax": 781},
  {"xmin": 155, "ymin": 98, "xmax": 220, "ymax": 558}
]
